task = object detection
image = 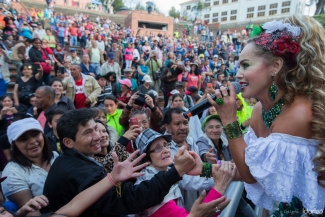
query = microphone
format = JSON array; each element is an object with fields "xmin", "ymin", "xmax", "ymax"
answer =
[{"xmin": 183, "ymin": 82, "xmax": 241, "ymax": 119}]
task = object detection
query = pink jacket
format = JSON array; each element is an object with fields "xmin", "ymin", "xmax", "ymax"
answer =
[
  {"xmin": 150, "ymin": 188, "xmax": 222, "ymax": 217},
  {"xmin": 124, "ymin": 48, "xmax": 134, "ymax": 61}
]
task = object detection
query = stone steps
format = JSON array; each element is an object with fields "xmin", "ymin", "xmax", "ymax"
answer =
[{"xmin": 20, "ymin": 0, "xmax": 127, "ymax": 25}]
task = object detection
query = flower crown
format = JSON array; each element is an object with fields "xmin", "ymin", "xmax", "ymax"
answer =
[{"xmin": 250, "ymin": 20, "xmax": 301, "ymax": 58}]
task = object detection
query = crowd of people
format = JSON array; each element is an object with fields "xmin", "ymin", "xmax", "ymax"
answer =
[{"xmin": 0, "ymin": 3, "xmax": 324, "ymax": 217}]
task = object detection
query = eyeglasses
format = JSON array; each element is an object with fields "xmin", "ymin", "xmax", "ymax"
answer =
[{"xmin": 149, "ymin": 142, "xmax": 171, "ymax": 153}]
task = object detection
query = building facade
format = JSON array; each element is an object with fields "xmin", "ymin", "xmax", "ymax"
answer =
[{"xmin": 180, "ymin": 0, "xmax": 305, "ymax": 25}]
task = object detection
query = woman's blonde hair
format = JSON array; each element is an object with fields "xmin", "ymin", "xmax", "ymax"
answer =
[{"xmin": 248, "ymin": 15, "xmax": 325, "ymax": 187}]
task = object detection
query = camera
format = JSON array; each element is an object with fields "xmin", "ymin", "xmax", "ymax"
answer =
[{"xmin": 134, "ymin": 93, "xmax": 146, "ymax": 107}]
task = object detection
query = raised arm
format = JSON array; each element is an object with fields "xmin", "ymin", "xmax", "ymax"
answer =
[{"xmin": 207, "ymin": 85, "xmax": 256, "ymax": 184}]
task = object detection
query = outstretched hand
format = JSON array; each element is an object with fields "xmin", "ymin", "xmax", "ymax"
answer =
[
  {"xmin": 186, "ymin": 151, "xmax": 203, "ymax": 176},
  {"xmin": 111, "ymin": 150, "xmax": 149, "ymax": 182},
  {"xmin": 188, "ymin": 190, "xmax": 230, "ymax": 217},
  {"xmin": 15, "ymin": 195, "xmax": 49, "ymax": 217}
]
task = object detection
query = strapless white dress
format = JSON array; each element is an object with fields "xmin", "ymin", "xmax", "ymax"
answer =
[{"xmin": 243, "ymin": 127, "xmax": 325, "ymax": 212}]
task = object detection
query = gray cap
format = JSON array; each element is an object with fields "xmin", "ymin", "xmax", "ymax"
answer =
[{"xmin": 135, "ymin": 129, "xmax": 172, "ymax": 154}]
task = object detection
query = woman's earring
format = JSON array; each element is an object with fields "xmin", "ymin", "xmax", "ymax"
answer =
[{"xmin": 269, "ymin": 73, "xmax": 278, "ymax": 101}]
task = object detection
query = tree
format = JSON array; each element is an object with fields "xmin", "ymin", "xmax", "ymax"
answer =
[
  {"xmin": 112, "ymin": 0, "xmax": 124, "ymax": 11},
  {"xmin": 169, "ymin": 6, "xmax": 180, "ymax": 18}
]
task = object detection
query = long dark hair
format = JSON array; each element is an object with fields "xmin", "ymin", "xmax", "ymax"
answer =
[
  {"xmin": 94, "ymin": 119, "xmax": 112, "ymax": 151},
  {"xmin": 190, "ymin": 64, "xmax": 199, "ymax": 76},
  {"xmin": 12, "ymin": 132, "xmax": 53, "ymax": 170}
]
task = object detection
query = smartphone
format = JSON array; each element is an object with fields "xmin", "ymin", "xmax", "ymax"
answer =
[
  {"xmin": 129, "ymin": 117, "xmax": 139, "ymax": 126},
  {"xmin": 32, "ymin": 63, "xmax": 41, "ymax": 72},
  {"xmin": 58, "ymin": 66, "xmax": 65, "ymax": 74},
  {"xmin": 207, "ymin": 83, "xmax": 212, "ymax": 88}
]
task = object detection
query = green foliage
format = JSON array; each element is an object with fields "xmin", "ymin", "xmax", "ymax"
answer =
[
  {"xmin": 169, "ymin": 6, "xmax": 180, "ymax": 18},
  {"xmin": 197, "ymin": 2, "xmax": 203, "ymax": 10},
  {"xmin": 112, "ymin": 0, "xmax": 124, "ymax": 11}
]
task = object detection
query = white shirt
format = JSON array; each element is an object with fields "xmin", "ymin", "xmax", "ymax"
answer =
[
  {"xmin": 96, "ymin": 40, "xmax": 105, "ymax": 52},
  {"xmin": 32, "ymin": 29, "xmax": 46, "ymax": 40},
  {"xmin": 2, "ymin": 152, "xmax": 59, "ymax": 199}
]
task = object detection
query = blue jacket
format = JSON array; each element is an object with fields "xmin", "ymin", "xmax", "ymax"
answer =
[{"xmin": 80, "ymin": 63, "xmax": 96, "ymax": 76}]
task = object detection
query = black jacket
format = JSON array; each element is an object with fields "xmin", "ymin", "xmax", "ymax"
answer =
[
  {"xmin": 160, "ymin": 66, "xmax": 183, "ymax": 91},
  {"xmin": 28, "ymin": 46, "xmax": 46, "ymax": 63},
  {"xmin": 42, "ymin": 148, "xmax": 181, "ymax": 217},
  {"xmin": 45, "ymin": 131, "xmax": 62, "ymax": 154},
  {"xmin": 57, "ymin": 95, "xmax": 75, "ymax": 111}
]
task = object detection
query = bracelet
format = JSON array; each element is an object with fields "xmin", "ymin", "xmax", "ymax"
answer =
[
  {"xmin": 200, "ymin": 163, "xmax": 212, "ymax": 178},
  {"xmin": 223, "ymin": 121, "xmax": 243, "ymax": 139},
  {"xmin": 107, "ymin": 173, "xmax": 122, "ymax": 197}
]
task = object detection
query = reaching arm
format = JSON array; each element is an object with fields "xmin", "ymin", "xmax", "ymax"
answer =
[
  {"xmin": 55, "ymin": 175, "xmax": 115, "ymax": 216},
  {"xmin": 13, "ymin": 84, "xmax": 19, "ymax": 106},
  {"xmin": 8, "ymin": 190, "xmax": 41, "ymax": 216},
  {"xmin": 35, "ymin": 64, "xmax": 44, "ymax": 81}
]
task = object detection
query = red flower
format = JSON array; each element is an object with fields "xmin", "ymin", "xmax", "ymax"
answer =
[
  {"xmin": 287, "ymin": 42, "xmax": 300, "ymax": 54},
  {"xmin": 274, "ymin": 39, "xmax": 288, "ymax": 54}
]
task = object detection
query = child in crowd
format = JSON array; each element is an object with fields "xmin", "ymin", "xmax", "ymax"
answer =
[{"xmin": 124, "ymin": 42, "xmax": 134, "ymax": 69}]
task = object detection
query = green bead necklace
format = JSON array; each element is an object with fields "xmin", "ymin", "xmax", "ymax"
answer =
[{"xmin": 262, "ymin": 98, "xmax": 285, "ymax": 129}]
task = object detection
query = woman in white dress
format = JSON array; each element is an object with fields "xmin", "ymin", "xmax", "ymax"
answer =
[{"xmin": 207, "ymin": 15, "xmax": 325, "ymax": 216}]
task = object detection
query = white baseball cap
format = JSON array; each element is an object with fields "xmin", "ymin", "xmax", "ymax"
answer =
[
  {"xmin": 170, "ymin": 89, "xmax": 180, "ymax": 95},
  {"xmin": 142, "ymin": 75, "xmax": 153, "ymax": 83},
  {"xmin": 7, "ymin": 118, "xmax": 43, "ymax": 144}
]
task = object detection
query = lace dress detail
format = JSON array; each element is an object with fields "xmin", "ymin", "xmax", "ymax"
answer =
[{"xmin": 244, "ymin": 127, "xmax": 325, "ymax": 212}]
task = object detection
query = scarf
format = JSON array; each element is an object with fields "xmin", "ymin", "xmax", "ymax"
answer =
[{"xmin": 134, "ymin": 166, "xmax": 183, "ymax": 217}]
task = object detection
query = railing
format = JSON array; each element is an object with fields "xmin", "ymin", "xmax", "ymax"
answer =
[{"xmin": 220, "ymin": 181, "xmax": 258, "ymax": 217}]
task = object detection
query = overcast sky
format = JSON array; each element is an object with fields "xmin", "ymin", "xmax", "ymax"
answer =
[{"xmin": 123, "ymin": 0, "xmax": 316, "ymax": 16}]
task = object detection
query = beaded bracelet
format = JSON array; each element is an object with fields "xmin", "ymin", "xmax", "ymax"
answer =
[
  {"xmin": 223, "ymin": 121, "xmax": 243, "ymax": 139},
  {"xmin": 200, "ymin": 162, "xmax": 212, "ymax": 178},
  {"xmin": 107, "ymin": 173, "xmax": 122, "ymax": 197}
]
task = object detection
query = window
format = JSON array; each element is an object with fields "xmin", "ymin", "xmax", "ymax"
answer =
[
  {"xmin": 269, "ymin": 10, "xmax": 277, "ymax": 15},
  {"xmin": 222, "ymin": 0, "xmax": 228, "ymax": 3},
  {"xmin": 247, "ymin": 13, "xmax": 253, "ymax": 18},
  {"xmin": 205, "ymin": 20, "xmax": 210, "ymax": 24},
  {"xmin": 232, "ymin": 0, "xmax": 238, "ymax": 2},
  {"xmin": 221, "ymin": 11, "xmax": 227, "ymax": 16},
  {"xmin": 221, "ymin": 17, "xmax": 227, "ymax": 21},
  {"xmin": 231, "ymin": 10, "xmax": 237, "ymax": 14},
  {"xmin": 186, "ymin": 5, "xmax": 191, "ymax": 10},
  {"xmin": 204, "ymin": 2, "xmax": 210, "ymax": 7},
  {"xmin": 230, "ymin": 15, "xmax": 236, "ymax": 20},
  {"xmin": 204, "ymin": 14, "xmax": 210, "ymax": 18},
  {"xmin": 257, "ymin": 11, "xmax": 265, "ymax": 17},
  {"xmin": 214, "ymin": 1, "xmax": 219, "ymax": 5},
  {"xmin": 281, "ymin": 8, "xmax": 290, "ymax": 13},
  {"xmin": 213, "ymin": 13, "xmax": 218, "ymax": 17},
  {"xmin": 270, "ymin": 3, "xmax": 277, "ymax": 9},
  {"xmin": 258, "ymin": 5, "xmax": 265, "ymax": 11},
  {"xmin": 247, "ymin": 7, "xmax": 254, "ymax": 12},
  {"xmin": 282, "ymin": 1, "xmax": 290, "ymax": 7},
  {"xmin": 212, "ymin": 18, "xmax": 218, "ymax": 22}
]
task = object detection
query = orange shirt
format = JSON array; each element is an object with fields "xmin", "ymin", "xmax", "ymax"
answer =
[{"xmin": 69, "ymin": 26, "xmax": 78, "ymax": 36}]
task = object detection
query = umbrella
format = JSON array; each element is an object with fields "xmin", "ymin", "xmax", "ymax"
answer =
[{"xmin": 146, "ymin": 1, "xmax": 155, "ymax": 6}]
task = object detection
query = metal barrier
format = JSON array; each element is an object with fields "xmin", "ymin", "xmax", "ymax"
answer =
[{"xmin": 219, "ymin": 181, "xmax": 257, "ymax": 217}]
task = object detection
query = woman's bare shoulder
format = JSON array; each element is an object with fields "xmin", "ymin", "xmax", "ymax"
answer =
[
  {"xmin": 272, "ymin": 96, "xmax": 313, "ymax": 138},
  {"xmin": 250, "ymin": 97, "xmax": 313, "ymax": 138}
]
